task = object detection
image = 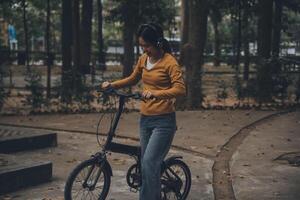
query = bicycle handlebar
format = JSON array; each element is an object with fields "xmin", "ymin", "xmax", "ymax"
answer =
[{"xmin": 99, "ymin": 87, "xmax": 142, "ymax": 100}]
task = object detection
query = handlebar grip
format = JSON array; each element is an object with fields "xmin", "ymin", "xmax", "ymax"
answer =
[{"xmin": 99, "ymin": 87, "xmax": 143, "ymax": 100}]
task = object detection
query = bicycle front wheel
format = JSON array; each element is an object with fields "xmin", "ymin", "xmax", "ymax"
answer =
[
  {"xmin": 161, "ymin": 159, "xmax": 191, "ymax": 200},
  {"xmin": 64, "ymin": 158, "xmax": 111, "ymax": 200}
]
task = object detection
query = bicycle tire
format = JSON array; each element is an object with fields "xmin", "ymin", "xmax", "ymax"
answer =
[
  {"xmin": 64, "ymin": 158, "xmax": 111, "ymax": 200},
  {"xmin": 161, "ymin": 159, "xmax": 191, "ymax": 200}
]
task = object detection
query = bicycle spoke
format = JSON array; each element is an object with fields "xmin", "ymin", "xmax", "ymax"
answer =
[
  {"xmin": 161, "ymin": 160, "xmax": 191, "ymax": 200},
  {"xmin": 68, "ymin": 162, "xmax": 108, "ymax": 200},
  {"xmin": 87, "ymin": 191, "xmax": 96, "ymax": 200},
  {"xmin": 73, "ymin": 187, "xmax": 85, "ymax": 199}
]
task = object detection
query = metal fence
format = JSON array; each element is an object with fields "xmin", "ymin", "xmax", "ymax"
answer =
[{"xmin": 1, "ymin": 50, "xmax": 300, "ymax": 105}]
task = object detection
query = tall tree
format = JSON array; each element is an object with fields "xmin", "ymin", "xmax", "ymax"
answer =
[
  {"xmin": 106, "ymin": 0, "xmax": 138, "ymax": 78},
  {"xmin": 234, "ymin": 0, "xmax": 242, "ymax": 71},
  {"xmin": 257, "ymin": 0, "xmax": 273, "ymax": 59},
  {"xmin": 97, "ymin": 0, "xmax": 106, "ymax": 71},
  {"xmin": 180, "ymin": 0, "xmax": 189, "ymax": 50},
  {"xmin": 45, "ymin": 0, "xmax": 51, "ymax": 98},
  {"xmin": 22, "ymin": 0, "xmax": 30, "ymax": 71},
  {"xmin": 209, "ymin": 6, "xmax": 222, "ymax": 66},
  {"xmin": 107, "ymin": 0, "xmax": 176, "ymax": 78},
  {"xmin": 80, "ymin": 0, "xmax": 93, "ymax": 74},
  {"xmin": 283, "ymin": 0, "xmax": 300, "ymax": 101},
  {"xmin": 72, "ymin": 0, "xmax": 82, "ymax": 95},
  {"xmin": 176, "ymin": 0, "xmax": 190, "ymax": 109},
  {"xmin": 256, "ymin": 0, "xmax": 274, "ymax": 101},
  {"xmin": 121, "ymin": 0, "xmax": 137, "ymax": 77},
  {"xmin": 61, "ymin": 0, "xmax": 73, "ymax": 102},
  {"xmin": 185, "ymin": 0, "xmax": 209, "ymax": 109},
  {"xmin": 272, "ymin": 0, "xmax": 283, "ymax": 57},
  {"xmin": 242, "ymin": 1, "xmax": 252, "ymax": 81}
]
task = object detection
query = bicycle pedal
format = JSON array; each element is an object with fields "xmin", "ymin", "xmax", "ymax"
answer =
[{"xmin": 129, "ymin": 187, "xmax": 139, "ymax": 193}]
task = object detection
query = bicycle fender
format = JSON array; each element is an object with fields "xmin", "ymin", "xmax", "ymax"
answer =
[{"xmin": 164, "ymin": 155, "xmax": 183, "ymax": 164}]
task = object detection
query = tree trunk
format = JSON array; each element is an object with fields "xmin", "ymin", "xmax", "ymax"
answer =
[
  {"xmin": 61, "ymin": 0, "xmax": 73, "ymax": 103},
  {"xmin": 179, "ymin": 0, "xmax": 189, "ymax": 65},
  {"xmin": 242, "ymin": 3, "xmax": 250, "ymax": 81},
  {"xmin": 211, "ymin": 13, "xmax": 221, "ymax": 67},
  {"xmin": 272, "ymin": 0, "xmax": 283, "ymax": 57},
  {"xmin": 243, "ymin": 38, "xmax": 250, "ymax": 81},
  {"xmin": 235, "ymin": 0, "xmax": 242, "ymax": 71},
  {"xmin": 46, "ymin": 0, "xmax": 51, "ymax": 99},
  {"xmin": 22, "ymin": 0, "xmax": 30, "ymax": 71},
  {"xmin": 234, "ymin": 0, "xmax": 242, "ymax": 99},
  {"xmin": 72, "ymin": 0, "xmax": 82, "ymax": 94},
  {"xmin": 180, "ymin": 0, "xmax": 189, "ymax": 48},
  {"xmin": 97, "ymin": 0, "xmax": 106, "ymax": 71},
  {"xmin": 80, "ymin": 0, "xmax": 93, "ymax": 74},
  {"xmin": 176, "ymin": 0, "xmax": 190, "ymax": 110},
  {"xmin": 186, "ymin": 0, "xmax": 208, "ymax": 110},
  {"xmin": 257, "ymin": 0, "xmax": 274, "ymax": 102},
  {"xmin": 176, "ymin": 0, "xmax": 190, "ymax": 109},
  {"xmin": 257, "ymin": 0, "xmax": 273, "ymax": 59},
  {"xmin": 122, "ymin": 21, "xmax": 135, "ymax": 78}
]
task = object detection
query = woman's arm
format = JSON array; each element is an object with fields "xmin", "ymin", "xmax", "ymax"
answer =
[
  {"xmin": 110, "ymin": 58, "xmax": 143, "ymax": 89},
  {"xmin": 152, "ymin": 64, "xmax": 186, "ymax": 99}
]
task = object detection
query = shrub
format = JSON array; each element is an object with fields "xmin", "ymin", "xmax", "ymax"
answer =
[{"xmin": 25, "ymin": 70, "xmax": 45, "ymax": 109}]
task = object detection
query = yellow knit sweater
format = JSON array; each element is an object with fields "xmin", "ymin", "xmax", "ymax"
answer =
[{"xmin": 111, "ymin": 53, "xmax": 186, "ymax": 115}]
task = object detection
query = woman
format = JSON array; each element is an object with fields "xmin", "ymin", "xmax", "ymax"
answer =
[{"xmin": 102, "ymin": 23, "xmax": 186, "ymax": 200}]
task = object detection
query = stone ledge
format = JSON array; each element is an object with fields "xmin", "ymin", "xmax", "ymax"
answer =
[
  {"xmin": 0, "ymin": 126, "xmax": 57, "ymax": 153},
  {"xmin": 0, "ymin": 160, "xmax": 52, "ymax": 195}
]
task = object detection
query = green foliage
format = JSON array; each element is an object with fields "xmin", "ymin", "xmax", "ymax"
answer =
[
  {"xmin": 217, "ymin": 80, "xmax": 228, "ymax": 102},
  {"xmin": 103, "ymin": 22, "xmax": 122, "ymax": 42},
  {"xmin": 105, "ymin": 0, "xmax": 176, "ymax": 30},
  {"xmin": 235, "ymin": 74, "xmax": 242, "ymax": 100},
  {"xmin": 256, "ymin": 58, "xmax": 290, "ymax": 102},
  {"xmin": 239, "ymin": 78, "xmax": 257, "ymax": 100},
  {"xmin": 54, "ymin": 71, "xmax": 95, "ymax": 106},
  {"xmin": 98, "ymin": 92, "xmax": 118, "ymax": 113},
  {"xmin": 284, "ymin": 0, "xmax": 300, "ymax": 13},
  {"xmin": 73, "ymin": 80, "xmax": 95, "ymax": 105},
  {"xmin": 25, "ymin": 69, "xmax": 44, "ymax": 109},
  {"xmin": 281, "ymin": 9, "xmax": 300, "ymax": 45},
  {"xmin": 273, "ymin": 75, "xmax": 290, "ymax": 101},
  {"xmin": 59, "ymin": 69, "xmax": 73, "ymax": 103},
  {"xmin": 1, "ymin": 0, "xmax": 61, "ymax": 50},
  {"xmin": 206, "ymin": 0, "xmax": 259, "ymax": 57}
]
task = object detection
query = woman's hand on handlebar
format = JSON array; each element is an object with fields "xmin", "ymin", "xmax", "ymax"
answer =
[
  {"xmin": 98, "ymin": 84, "xmax": 156, "ymax": 101},
  {"xmin": 101, "ymin": 81, "xmax": 111, "ymax": 90},
  {"xmin": 142, "ymin": 90, "xmax": 155, "ymax": 100}
]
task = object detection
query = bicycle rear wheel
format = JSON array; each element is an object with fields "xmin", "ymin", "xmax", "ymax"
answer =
[
  {"xmin": 161, "ymin": 159, "xmax": 191, "ymax": 200},
  {"xmin": 64, "ymin": 158, "xmax": 111, "ymax": 200}
]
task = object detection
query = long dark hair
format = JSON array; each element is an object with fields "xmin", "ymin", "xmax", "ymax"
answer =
[{"xmin": 137, "ymin": 23, "xmax": 171, "ymax": 53}]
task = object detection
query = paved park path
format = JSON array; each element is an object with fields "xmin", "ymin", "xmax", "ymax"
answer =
[{"xmin": 0, "ymin": 109, "xmax": 299, "ymax": 199}]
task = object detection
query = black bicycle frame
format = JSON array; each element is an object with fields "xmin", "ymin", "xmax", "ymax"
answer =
[{"xmin": 103, "ymin": 95, "xmax": 141, "ymax": 158}]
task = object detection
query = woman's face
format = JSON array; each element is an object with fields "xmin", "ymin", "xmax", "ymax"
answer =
[{"xmin": 138, "ymin": 37, "xmax": 159, "ymax": 57}]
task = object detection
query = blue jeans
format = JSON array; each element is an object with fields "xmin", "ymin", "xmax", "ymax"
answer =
[{"xmin": 139, "ymin": 112, "xmax": 176, "ymax": 200}]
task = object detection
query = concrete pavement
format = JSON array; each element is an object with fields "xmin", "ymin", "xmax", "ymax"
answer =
[
  {"xmin": 0, "ymin": 109, "xmax": 299, "ymax": 199},
  {"xmin": 231, "ymin": 111, "xmax": 300, "ymax": 200}
]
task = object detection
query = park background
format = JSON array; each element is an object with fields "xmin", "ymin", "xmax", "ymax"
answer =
[
  {"xmin": 0, "ymin": 0, "xmax": 300, "ymax": 113},
  {"xmin": 1, "ymin": 1, "xmax": 300, "ymax": 199}
]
